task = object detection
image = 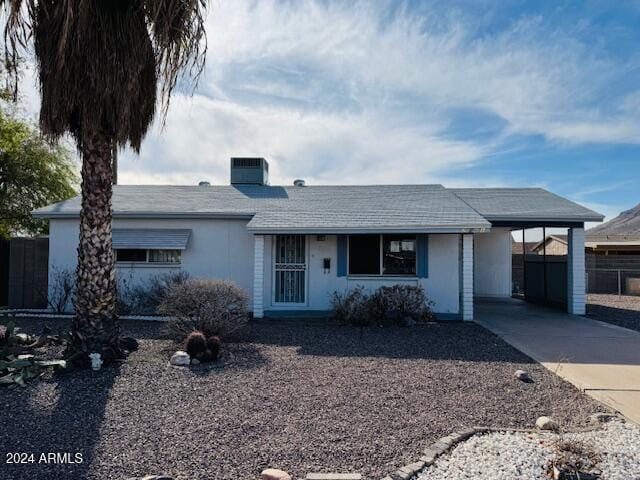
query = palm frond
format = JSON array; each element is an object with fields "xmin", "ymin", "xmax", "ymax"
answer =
[{"xmin": 1, "ymin": 0, "xmax": 208, "ymax": 151}]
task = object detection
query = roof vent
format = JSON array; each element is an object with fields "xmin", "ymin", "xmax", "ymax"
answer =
[
  {"xmin": 198, "ymin": 181, "xmax": 211, "ymax": 187},
  {"xmin": 293, "ymin": 179, "xmax": 306, "ymax": 187},
  {"xmin": 230, "ymin": 157, "xmax": 269, "ymax": 185}
]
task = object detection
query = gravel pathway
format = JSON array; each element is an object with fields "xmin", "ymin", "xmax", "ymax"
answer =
[
  {"xmin": 0, "ymin": 317, "xmax": 604, "ymax": 480},
  {"xmin": 416, "ymin": 419, "xmax": 640, "ymax": 480},
  {"xmin": 588, "ymin": 294, "xmax": 640, "ymax": 332}
]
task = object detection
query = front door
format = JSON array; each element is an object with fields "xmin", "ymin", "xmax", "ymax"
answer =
[{"xmin": 274, "ymin": 235, "xmax": 307, "ymax": 304}]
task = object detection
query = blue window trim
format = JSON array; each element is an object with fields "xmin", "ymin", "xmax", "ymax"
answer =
[
  {"xmin": 417, "ymin": 234, "xmax": 429, "ymax": 278},
  {"xmin": 337, "ymin": 235, "xmax": 348, "ymax": 277}
]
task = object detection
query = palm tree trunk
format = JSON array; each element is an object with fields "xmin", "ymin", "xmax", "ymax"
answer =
[{"xmin": 72, "ymin": 131, "xmax": 121, "ymax": 363}]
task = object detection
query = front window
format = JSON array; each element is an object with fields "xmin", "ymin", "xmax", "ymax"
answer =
[
  {"xmin": 348, "ymin": 235, "xmax": 381, "ymax": 275},
  {"xmin": 348, "ymin": 234, "xmax": 416, "ymax": 276},
  {"xmin": 115, "ymin": 249, "xmax": 181, "ymax": 264},
  {"xmin": 383, "ymin": 235, "xmax": 416, "ymax": 275}
]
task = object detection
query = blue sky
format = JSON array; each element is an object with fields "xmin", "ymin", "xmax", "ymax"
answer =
[{"xmin": 22, "ymin": 1, "xmax": 640, "ymax": 222}]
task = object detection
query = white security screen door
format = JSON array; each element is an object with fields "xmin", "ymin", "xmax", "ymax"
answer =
[{"xmin": 274, "ymin": 235, "xmax": 306, "ymax": 304}]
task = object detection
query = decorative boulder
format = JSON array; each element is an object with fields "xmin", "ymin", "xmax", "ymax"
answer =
[
  {"xmin": 170, "ymin": 351, "xmax": 190, "ymax": 366},
  {"xmin": 536, "ymin": 416, "xmax": 559, "ymax": 431},
  {"xmin": 261, "ymin": 469, "xmax": 291, "ymax": 480},
  {"xmin": 515, "ymin": 369, "xmax": 533, "ymax": 383}
]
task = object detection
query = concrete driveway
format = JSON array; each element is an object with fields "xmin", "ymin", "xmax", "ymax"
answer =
[{"xmin": 475, "ymin": 299, "xmax": 640, "ymax": 424}]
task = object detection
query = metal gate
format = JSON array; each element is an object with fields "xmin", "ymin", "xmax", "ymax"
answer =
[
  {"xmin": 274, "ymin": 235, "xmax": 306, "ymax": 304},
  {"xmin": 524, "ymin": 255, "xmax": 568, "ymax": 308}
]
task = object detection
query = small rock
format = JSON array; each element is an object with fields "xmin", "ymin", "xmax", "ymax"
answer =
[
  {"xmin": 515, "ymin": 369, "xmax": 533, "ymax": 383},
  {"xmin": 15, "ymin": 332, "xmax": 31, "ymax": 344},
  {"xmin": 536, "ymin": 416, "xmax": 559, "ymax": 431},
  {"xmin": 261, "ymin": 469, "xmax": 291, "ymax": 480},
  {"xmin": 191, "ymin": 358, "xmax": 200, "ymax": 365},
  {"xmin": 170, "ymin": 351, "xmax": 190, "ymax": 366}
]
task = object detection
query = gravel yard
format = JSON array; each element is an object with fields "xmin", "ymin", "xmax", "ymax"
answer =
[
  {"xmin": 416, "ymin": 418, "xmax": 640, "ymax": 480},
  {"xmin": 0, "ymin": 317, "xmax": 604, "ymax": 480},
  {"xmin": 588, "ymin": 294, "xmax": 640, "ymax": 332}
]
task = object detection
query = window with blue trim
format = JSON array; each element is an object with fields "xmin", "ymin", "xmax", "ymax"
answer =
[{"xmin": 347, "ymin": 234, "xmax": 417, "ymax": 276}]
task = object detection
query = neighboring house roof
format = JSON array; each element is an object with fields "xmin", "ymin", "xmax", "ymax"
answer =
[
  {"xmin": 531, "ymin": 234, "xmax": 568, "ymax": 252},
  {"xmin": 512, "ymin": 241, "xmax": 538, "ymax": 255},
  {"xmin": 33, "ymin": 184, "xmax": 603, "ymax": 233},
  {"xmin": 587, "ymin": 202, "xmax": 640, "ymax": 243},
  {"xmin": 112, "ymin": 229, "xmax": 191, "ymax": 250},
  {"xmin": 451, "ymin": 188, "xmax": 603, "ymax": 223}
]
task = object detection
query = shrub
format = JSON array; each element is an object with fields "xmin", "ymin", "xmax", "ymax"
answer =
[
  {"xmin": 368, "ymin": 285, "xmax": 435, "ymax": 324},
  {"xmin": 330, "ymin": 284, "xmax": 435, "ymax": 326},
  {"xmin": 47, "ymin": 267, "xmax": 75, "ymax": 313},
  {"xmin": 133, "ymin": 271, "xmax": 191, "ymax": 315},
  {"xmin": 117, "ymin": 271, "xmax": 191, "ymax": 316},
  {"xmin": 160, "ymin": 278, "xmax": 249, "ymax": 341},
  {"xmin": 329, "ymin": 286, "xmax": 371, "ymax": 326}
]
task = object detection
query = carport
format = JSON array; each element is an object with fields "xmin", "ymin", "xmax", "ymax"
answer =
[{"xmin": 453, "ymin": 188, "xmax": 604, "ymax": 316}]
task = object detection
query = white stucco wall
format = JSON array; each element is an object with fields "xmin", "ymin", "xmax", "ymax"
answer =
[
  {"xmin": 262, "ymin": 234, "xmax": 460, "ymax": 315},
  {"xmin": 473, "ymin": 228, "xmax": 512, "ymax": 298},
  {"xmin": 48, "ymin": 217, "xmax": 255, "ymax": 310},
  {"xmin": 48, "ymin": 220, "xmax": 461, "ymax": 316}
]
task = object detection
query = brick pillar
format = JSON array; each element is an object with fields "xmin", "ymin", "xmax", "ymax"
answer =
[
  {"xmin": 568, "ymin": 227, "xmax": 586, "ymax": 315},
  {"xmin": 253, "ymin": 235, "xmax": 265, "ymax": 318},
  {"xmin": 461, "ymin": 234, "xmax": 474, "ymax": 321}
]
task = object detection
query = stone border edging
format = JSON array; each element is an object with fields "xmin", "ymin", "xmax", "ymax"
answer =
[
  {"xmin": 380, "ymin": 413, "xmax": 622, "ymax": 480},
  {"xmin": 381, "ymin": 428, "xmax": 480, "ymax": 480}
]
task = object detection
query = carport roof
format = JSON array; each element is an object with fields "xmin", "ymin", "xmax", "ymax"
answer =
[
  {"xmin": 451, "ymin": 188, "xmax": 604, "ymax": 224},
  {"xmin": 33, "ymin": 184, "xmax": 602, "ymax": 232}
]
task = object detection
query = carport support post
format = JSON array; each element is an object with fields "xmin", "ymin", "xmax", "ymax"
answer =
[
  {"xmin": 253, "ymin": 235, "xmax": 265, "ymax": 318},
  {"xmin": 461, "ymin": 234, "xmax": 474, "ymax": 321},
  {"xmin": 568, "ymin": 227, "xmax": 586, "ymax": 315}
]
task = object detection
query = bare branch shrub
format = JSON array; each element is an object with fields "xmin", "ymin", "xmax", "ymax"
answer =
[
  {"xmin": 133, "ymin": 271, "xmax": 190, "ymax": 315},
  {"xmin": 116, "ymin": 271, "xmax": 191, "ymax": 316},
  {"xmin": 330, "ymin": 284, "xmax": 436, "ymax": 326},
  {"xmin": 368, "ymin": 285, "xmax": 435, "ymax": 324},
  {"xmin": 47, "ymin": 267, "xmax": 75, "ymax": 313},
  {"xmin": 159, "ymin": 279, "xmax": 249, "ymax": 341},
  {"xmin": 330, "ymin": 286, "xmax": 370, "ymax": 326}
]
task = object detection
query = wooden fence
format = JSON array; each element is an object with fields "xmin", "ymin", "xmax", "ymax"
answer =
[
  {"xmin": 0, "ymin": 238, "xmax": 9, "ymax": 306},
  {"xmin": 8, "ymin": 237, "xmax": 49, "ymax": 309}
]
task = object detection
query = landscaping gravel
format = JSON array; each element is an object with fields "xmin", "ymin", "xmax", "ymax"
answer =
[
  {"xmin": 0, "ymin": 317, "xmax": 604, "ymax": 480},
  {"xmin": 416, "ymin": 419, "xmax": 640, "ymax": 480},
  {"xmin": 588, "ymin": 294, "xmax": 640, "ymax": 332}
]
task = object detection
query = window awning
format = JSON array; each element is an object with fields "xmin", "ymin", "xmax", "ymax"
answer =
[{"xmin": 112, "ymin": 229, "xmax": 191, "ymax": 250}]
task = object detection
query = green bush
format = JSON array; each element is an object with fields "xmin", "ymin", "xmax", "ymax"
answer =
[{"xmin": 330, "ymin": 284, "xmax": 435, "ymax": 326}]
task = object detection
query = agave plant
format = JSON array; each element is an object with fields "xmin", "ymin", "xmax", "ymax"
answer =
[{"xmin": 0, "ymin": 319, "xmax": 69, "ymax": 386}]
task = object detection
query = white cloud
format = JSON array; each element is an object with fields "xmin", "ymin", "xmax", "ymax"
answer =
[
  {"xmin": 118, "ymin": 0, "xmax": 640, "ymax": 186},
  {"xmin": 15, "ymin": 0, "xmax": 640, "ymax": 192}
]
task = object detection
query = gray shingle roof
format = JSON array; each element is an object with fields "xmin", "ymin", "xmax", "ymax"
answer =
[
  {"xmin": 451, "ymin": 188, "xmax": 604, "ymax": 223},
  {"xmin": 112, "ymin": 229, "xmax": 191, "ymax": 249},
  {"xmin": 33, "ymin": 184, "xmax": 602, "ymax": 232}
]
